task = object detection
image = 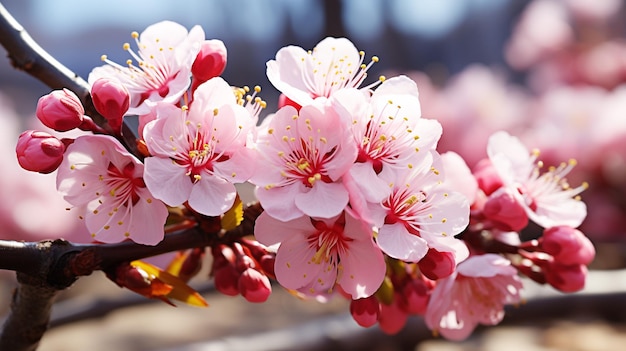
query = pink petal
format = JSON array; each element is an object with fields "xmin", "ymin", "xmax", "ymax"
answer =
[
  {"xmin": 295, "ymin": 182, "xmax": 349, "ymax": 219},
  {"xmin": 254, "ymin": 212, "xmax": 314, "ymax": 246},
  {"xmin": 273, "ymin": 236, "xmax": 319, "ymax": 290},
  {"xmin": 348, "ymin": 163, "xmax": 392, "ymax": 203},
  {"xmin": 338, "ymin": 234, "xmax": 385, "ymax": 298},
  {"xmin": 188, "ymin": 176, "xmax": 236, "ymax": 216},
  {"xmin": 126, "ymin": 190, "xmax": 169, "ymax": 245},
  {"xmin": 255, "ymin": 184, "xmax": 303, "ymax": 222},
  {"xmin": 143, "ymin": 157, "xmax": 192, "ymax": 207},
  {"xmin": 266, "ymin": 46, "xmax": 315, "ymax": 106},
  {"xmin": 456, "ymin": 254, "xmax": 517, "ymax": 278},
  {"xmin": 376, "ymin": 222, "xmax": 429, "ymax": 262}
]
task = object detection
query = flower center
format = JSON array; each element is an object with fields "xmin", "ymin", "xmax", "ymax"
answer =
[
  {"xmin": 301, "ymin": 47, "xmax": 382, "ymax": 98},
  {"xmin": 100, "ymin": 30, "xmax": 178, "ymax": 106},
  {"xmin": 308, "ymin": 215, "xmax": 351, "ymax": 265},
  {"xmin": 106, "ymin": 161, "xmax": 145, "ymax": 206}
]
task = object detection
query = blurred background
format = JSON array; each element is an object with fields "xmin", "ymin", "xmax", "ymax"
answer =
[{"xmin": 1, "ymin": 0, "xmax": 626, "ymax": 350}]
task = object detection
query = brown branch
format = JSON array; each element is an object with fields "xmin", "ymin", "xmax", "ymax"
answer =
[
  {"xmin": 0, "ymin": 273, "xmax": 59, "ymax": 351},
  {"xmin": 0, "ymin": 203, "xmax": 262, "ymax": 351}
]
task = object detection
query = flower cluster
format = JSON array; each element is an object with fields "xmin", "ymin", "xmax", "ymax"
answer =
[{"xmin": 15, "ymin": 20, "xmax": 594, "ymax": 340}]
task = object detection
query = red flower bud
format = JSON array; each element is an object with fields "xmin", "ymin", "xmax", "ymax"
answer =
[
  {"xmin": 418, "ymin": 249, "xmax": 456, "ymax": 280},
  {"xmin": 238, "ymin": 268, "xmax": 271, "ymax": 303},
  {"xmin": 16, "ymin": 130, "xmax": 66, "ymax": 173},
  {"xmin": 378, "ymin": 293, "xmax": 409, "ymax": 334},
  {"xmin": 91, "ymin": 78, "xmax": 130, "ymax": 132},
  {"xmin": 212, "ymin": 264, "xmax": 240, "ymax": 296},
  {"xmin": 350, "ymin": 296, "xmax": 380, "ymax": 327},
  {"xmin": 541, "ymin": 226, "xmax": 595, "ymax": 265},
  {"xmin": 544, "ymin": 262, "xmax": 587, "ymax": 293},
  {"xmin": 191, "ymin": 39, "xmax": 227, "ymax": 91},
  {"xmin": 36, "ymin": 89, "xmax": 84, "ymax": 132},
  {"xmin": 483, "ymin": 189, "xmax": 529, "ymax": 231},
  {"xmin": 473, "ymin": 158, "xmax": 503, "ymax": 196},
  {"xmin": 399, "ymin": 278, "xmax": 431, "ymax": 314}
]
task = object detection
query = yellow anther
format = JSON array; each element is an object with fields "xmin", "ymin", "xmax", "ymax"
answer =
[
  {"xmin": 213, "ymin": 108, "xmax": 219, "ymax": 116},
  {"xmin": 131, "ymin": 31, "xmax": 139, "ymax": 39},
  {"xmin": 123, "ymin": 43, "xmax": 131, "ymax": 50},
  {"xmin": 100, "ymin": 55, "xmax": 108, "ymax": 61}
]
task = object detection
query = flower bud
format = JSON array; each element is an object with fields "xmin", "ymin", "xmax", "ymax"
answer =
[
  {"xmin": 91, "ymin": 78, "xmax": 130, "ymax": 132},
  {"xmin": 36, "ymin": 89, "xmax": 84, "ymax": 132},
  {"xmin": 418, "ymin": 249, "xmax": 456, "ymax": 280},
  {"xmin": 350, "ymin": 296, "xmax": 380, "ymax": 327},
  {"xmin": 191, "ymin": 39, "xmax": 227, "ymax": 91},
  {"xmin": 544, "ymin": 262, "xmax": 587, "ymax": 293},
  {"xmin": 473, "ymin": 158, "xmax": 503, "ymax": 196},
  {"xmin": 212, "ymin": 264, "xmax": 240, "ymax": 296},
  {"xmin": 238, "ymin": 268, "xmax": 271, "ymax": 303},
  {"xmin": 378, "ymin": 293, "xmax": 408, "ymax": 335},
  {"xmin": 400, "ymin": 278, "xmax": 431, "ymax": 314},
  {"xmin": 541, "ymin": 226, "xmax": 595, "ymax": 265},
  {"xmin": 178, "ymin": 248, "xmax": 205, "ymax": 282},
  {"xmin": 483, "ymin": 189, "xmax": 529, "ymax": 231},
  {"xmin": 16, "ymin": 130, "xmax": 66, "ymax": 173}
]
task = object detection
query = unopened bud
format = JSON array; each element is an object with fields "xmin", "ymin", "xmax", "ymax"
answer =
[
  {"xmin": 238, "ymin": 268, "xmax": 272, "ymax": 303},
  {"xmin": 212, "ymin": 264, "xmax": 240, "ymax": 296},
  {"xmin": 36, "ymin": 89, "xmax": 84, "ymax": 132},
  {"xmin": 400, "ymin": 278, "xmax": 431, "ymax": 314},
  {"xmin": 16, "ymin": 130, "xmax": 66, "ymax": 174},
  {"xmin": 544, "ymin": 262, "xmax": 587, "ymax": 293},
  {"xmin": 418, "ymin": 249, "xmax": 456, "ymax": 280},
  {"xmin": 473, "ymin": 158, "xmax": 503, "ymax": 196},
  {"xmin": 378, "ymin": 293, "xmax": 408, "ymax": 335},
  {"xmin": 191, "ymin": 39, "xmax": 227, "ymax": 91},
  {"xmin": 541, "ymin": 226, "xmax": 595, "ymax": 265},
  {"xmin": 483, "ymin": 189, "xmax": 529, "ymax": 231},
  {"xmin": 178, "ymin": 248, "xmax": 205, "ymax": 282},
  {"xmin": 91, "ymin": 78, "xmax": 130, "ymax": 133},
  {"xmin": 350, "ymin": 296, "xmax": 380, "ymax": 327}
]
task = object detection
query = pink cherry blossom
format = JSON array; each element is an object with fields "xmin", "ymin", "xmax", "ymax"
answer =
[
  {"xmin": 333, "ymin": 75, "xmax": 442, "ymax": 205},
  {"xmin": 487, "ymin": 131, "xmax": 587, "ymax": 228},
  {"xmin": 89, "ymin": 20, "xmax": 205, "ymax": 115},
  {"xmin": 254, "ymin": 211, "xmax": 385, "ymax": 299},
  {"xmin": 142, "ymin": 77, "xmax": 257, "ymax": 216},
  {"xmin": 56, "ymin": 135, "xmax": 168, "ymax": 245},
  {"xmin": 251, "ymin": 103, "xmax": 357, "ymax": 221},
  {"xmin": 425, "ymin": 254, "xmax": 523, "ymax": 340},
  {"xmin": 371, "ymin": 151, "xmax": 470, "ymax": 263},
  {"xmin": 266, "ymin": 37, "xmax": 381, "ymax": 106}
]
